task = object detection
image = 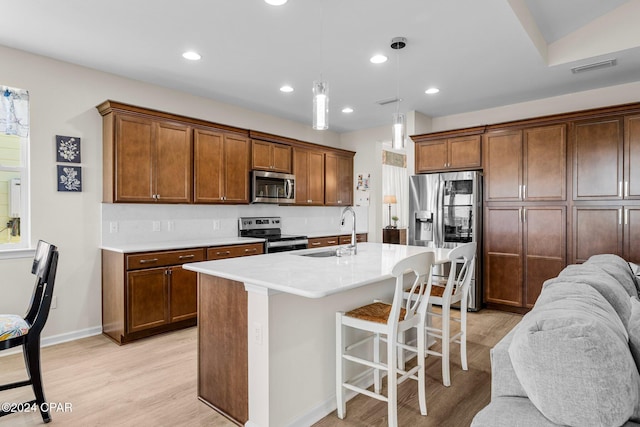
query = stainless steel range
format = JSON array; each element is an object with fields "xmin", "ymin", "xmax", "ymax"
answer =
[{"xmin": 239, "ymin": 216, "xmax": 308, "ymax": 253}]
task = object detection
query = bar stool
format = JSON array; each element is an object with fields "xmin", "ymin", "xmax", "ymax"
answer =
[
  {"xmin": 336, "ymin": 251, "xmax": 435, "ymax": 427},
  {"xmin": 406, "ymin": 242, "xmax": 476, "ymax": 387}
]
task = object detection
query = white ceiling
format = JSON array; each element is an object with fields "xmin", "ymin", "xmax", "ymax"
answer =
[{"xmin": 1, "ymin": 0, "xmax": 639, "ymax": 133}]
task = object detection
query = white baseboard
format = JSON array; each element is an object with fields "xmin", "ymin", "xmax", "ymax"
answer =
[{"xmin": 0, "ymin": 326, "xmax": 103, "ymax": 357}]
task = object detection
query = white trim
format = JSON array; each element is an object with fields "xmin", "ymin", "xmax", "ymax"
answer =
[
  {"xmin": 0, "ymin": 326, "xmax": 103, "ymax": 357},
  {"xmin": 0, "ymin": 248, "xmax": 35, "ymax": 260},
  {"xmin": 285, "ymin": 368, "xmax": 375, "ymax": 427},
  {"xmin": 244, "ymin": 422, "xmax": 261, "ymax": 427}
]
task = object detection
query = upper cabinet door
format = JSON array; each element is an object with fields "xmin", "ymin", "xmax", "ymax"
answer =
[
  {"xmin": 448, "ymin": 135, "xmax": 481, "ymax": 169},
  {"xmin": 325, "ymin": 152, "xmax": 353, "ymax": 206},
  {"xmin": 484, "ymin": 130, "xmax": 523, "ymax": 202},
  {"xmin": 223, "ymin": 134, "xmax": 250, "ymax": 204},
  {"xmin": 251, "ymin": 140, "xmax": 273, "ymax": 171},
  {"xmin": 416, "ymin": 140, "xmax": 447, "ymax": 172},
  {"xmin": 523, "ymin": 124, "xmax": 566, "ymax": 201},
  {"xmin": 625, "ymin": 115, "xmax": 640, "ymax": 199},
  {"xmin": 293, "ymin": 148, "xmax": 324, "ymax": 205},
  {"xmin": 271, "ymin": 143, "xmax": 292, "ymax": 173},
  {"xmin": 115, "ymin": 114, "xmax": 155, "ymax": 202},
  {"xmin": 251, "ymin": 140, "xmax": 292, "ymax": 173},
  {"xmin": 194, "ymin": 128, "xmax": 225, "ymax": 203},
  {"xmin": 573, "ymin": 117, "xmax": 623, "ymax": 200},
  {"xmin": 154, "ymin": 121, "xmax": 192, "ymax": 203},
  {"xmin": 112, "ymin": 114, "xmax": 192, "ymax": 203}
]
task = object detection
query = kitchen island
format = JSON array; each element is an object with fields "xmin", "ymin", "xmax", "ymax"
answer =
[{"xmin": 183, "ymin": 242, "xmax": 450, "ymax": 427}]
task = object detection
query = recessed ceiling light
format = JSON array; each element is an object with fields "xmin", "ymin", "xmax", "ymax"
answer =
[
  {"xmin": 182, "ymin": 51, "xmax": 201, "ymax": 61},
  {"xmin": 265, "ymin": 0, "xmax": 287, "ymax": 5},
  {"xmin": 425, "ymin": 87, "xmax": 440, "ymax": 94},
  {"xmin": 342, "ymin": 107, "xmax": 354, "ymax": 113},
  {"xmin": 370, "ymin": 54, "xmax": 388, "ymax": 64},
  {"xmin": 280, "ymin": 85, "xmax": 294, "ymax": 93}
]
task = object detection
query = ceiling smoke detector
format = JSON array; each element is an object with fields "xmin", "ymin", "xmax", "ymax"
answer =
[
  {"xmin": 390, "ymin": 37, "xmax": 407, "ymax": 50},
  {"xmin": 571, "ymin": 59, "xmax": 617, "ymax": 74}
]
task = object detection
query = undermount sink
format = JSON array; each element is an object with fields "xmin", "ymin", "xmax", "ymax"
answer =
[{"xmin": 298, "ymin": 249, "xmax": 338, "ymax": 258}]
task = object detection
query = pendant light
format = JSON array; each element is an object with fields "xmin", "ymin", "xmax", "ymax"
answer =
[
  {"xmin": 313, "ymin": 80, "xmax": 328, "ymax": 130},
  {"xmin": 391, "ymin": 37, "xmax": 407, "ymax": 149},
  {"xmin": 312, "ymin": 1, "xmax": 329, "ymax": 130}
]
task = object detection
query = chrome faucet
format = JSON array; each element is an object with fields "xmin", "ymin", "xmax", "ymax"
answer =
[{"xmin": 340, "ymin": 206, "xmax": 357, "ymax": 255}]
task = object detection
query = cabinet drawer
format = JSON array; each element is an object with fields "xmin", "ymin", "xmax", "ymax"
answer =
[
  {"xmin": 207, "ymin": 243, "xmax": 264, "ymax": 260},
  {"xmin": 127, "ymin": 248, "xmax": 205, "ymax": 270},
  {"xmin": 338, "ymin": 233, "xmax": 368, "ymax": 245},
  {"xmin": 308, "ymin": 236, "xmax": 340, "ymax": 248}
]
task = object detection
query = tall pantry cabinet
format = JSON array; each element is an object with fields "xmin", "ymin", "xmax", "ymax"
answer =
[
  {"xmin": 483, "ymin": 124, "xmax": 567, "ymax": 310},
  {"xmin": 572, "ymin": 114, "xmax": 640, "ymax": 263}
]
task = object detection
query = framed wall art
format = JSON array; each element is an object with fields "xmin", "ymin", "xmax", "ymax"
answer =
[
  {"xmin": 57, "ymin": 165, "xmax": 82, "ymax": 192},
  {"xmin": 56, "ymin": 135, "xmax": 81, "ymax": 163}
]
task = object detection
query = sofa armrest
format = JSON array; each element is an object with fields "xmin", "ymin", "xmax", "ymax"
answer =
[
  {"xmin": 490, "ymin": 327, "xmax": 527, "ymax": 399},
  {"xmin": 471, "ymin": 397, "xmax": 559, "ymax": 427}
]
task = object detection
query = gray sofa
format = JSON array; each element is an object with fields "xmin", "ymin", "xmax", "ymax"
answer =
[{"xmin": 472, "ymin": 254, "xmax": 640, "ymax": 427}]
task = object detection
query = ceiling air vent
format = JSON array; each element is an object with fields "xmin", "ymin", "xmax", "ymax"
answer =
[
  {"xmin": 571, "ymin": 59, "xmax": 617, "ymax": 74},
  {"xmin": 376, "ymin": 97, "xmax": 402, "ymax": 106}
]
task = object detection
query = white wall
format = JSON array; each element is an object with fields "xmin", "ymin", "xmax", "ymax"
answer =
[{"xmin": 0, "ymin": 44, "xmax": 341, "ymax": 345}]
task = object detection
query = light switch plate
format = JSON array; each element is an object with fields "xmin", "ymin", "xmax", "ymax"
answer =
[{"xmin": 152, "ymin": 221, "xmax": 161, "ymax": 232}]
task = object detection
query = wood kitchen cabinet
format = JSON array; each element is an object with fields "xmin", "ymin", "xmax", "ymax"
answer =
[
  {"xmin": 309, "ymin": 234, "xmax": 367, "ymax": 248},
  {"xmin": 251, "ymin": 140, "xmax": 292, "ymax": 173},
  {"xmin": 207, "ymin": 242, "xmax": 264, "ymax": 259},
  {"xmin": 325, "ymin": 152, "xmax": 354, "ymax": 206},
  {"xmin": 102, "ymin": 242, "xmax": 264, "ymax": 344},
  {"xmin": 572, "ymin": 206, "xmax": 640, "ymax": 264},
  {"xmin": 416, "ymin": 135, "xmax": 481, "ymax": 173},
  {"xmin": 293, "ymin": 147, "xmax": 325, "ymax": 205},
  {"xmin": 102, "ymin": 247, "xmax": 205, "ymax": 344},
  {"xmin": 104, "ymin": 112, "xmax": 193, "ymax": 203},
  {"xmin": 484, "ymin": 124, "xmax": 566, "ymax": 202},
  {"xmin": 194, "ymin": 128, "xmax": 250, "ymax": 204},
  {"xmin": 573, "ymin": 117, "xmax": 624, "ymax": 200},
  {"xmin": 484, "ymin": 206, "xmax": 565, "ymax": 311}
]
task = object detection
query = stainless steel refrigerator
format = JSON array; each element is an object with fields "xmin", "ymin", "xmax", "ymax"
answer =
[{"xmin": 409, "ymin": 171, "xmax": 483, "ymax": 311}]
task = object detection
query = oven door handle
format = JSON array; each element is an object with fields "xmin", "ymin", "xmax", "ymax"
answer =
[{"xmin": 267, "ymin": 239, "xmax": 309, "ymax": 248}]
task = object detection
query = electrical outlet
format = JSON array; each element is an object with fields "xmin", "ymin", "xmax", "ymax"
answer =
[
  {"xmin": 213, "ymin": 220, "xmax": 220, "ymax": 230},
  {"xmin": 152, "ymin": 221, "xmax": 161, "ymax": 232},
  {"xmin": 51, "ymin": 296, "xmax": 57, "ymax": 309},
  {"xmin": 167, "ymin": 220, "xmax": 175, "ymax": 232},
  {"xmin": 109, "ymin": 222, "xmax": 118, "ymax": 233}
]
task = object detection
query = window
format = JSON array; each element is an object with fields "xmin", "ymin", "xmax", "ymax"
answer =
[{"xmin": 0, "ymin": 85, "xmax": 30, "ymax": 254}]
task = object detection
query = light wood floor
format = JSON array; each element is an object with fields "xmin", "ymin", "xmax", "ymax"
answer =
[{"xmin": 0, "ymin": 309, "xmax": 521, "ymax": 427}]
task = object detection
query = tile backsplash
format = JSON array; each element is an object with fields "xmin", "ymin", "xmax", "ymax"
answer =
[{"xmin": 101, "ymin": 203, "xmax": 368, "ymax": 247}]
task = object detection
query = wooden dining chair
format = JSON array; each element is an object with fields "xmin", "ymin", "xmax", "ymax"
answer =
[
  {"xmin": 406, "ymin": 242, "xmax": 476, "ymax": 387},
  {"xmin": 336, "ymin": 251, "xmax": 435, "ymax": 427},
  {"xmin": 0, "ymin": 240, "xmax": 59, "ymax": 423}
]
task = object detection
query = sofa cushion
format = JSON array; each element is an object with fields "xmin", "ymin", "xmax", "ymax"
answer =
[
  {"xmin": 471, "ymin": 397, "xmax": 559, "ymax": 427},
  {"xmin": 585, "ymin": 254, "xmax": 640, "ymax": 298},
  {"xmin": 631, "ymin": 296, "xmax": 640, "ymax": 378},
  {"xmin": 549, "ymin": 263, "xmax": 632, "ymax": 328},
  {"xmin": 633, "ymin": 296, "xmax": 640, "ymax": 424},
  {"xmin": 508, "ymin": 282, "xmax": 640, "ymax": 427}
]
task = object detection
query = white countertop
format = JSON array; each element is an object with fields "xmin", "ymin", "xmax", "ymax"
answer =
[
  {"xmin": 100, "ymin": 237, "xmax": 265, "ymax": 253},
  {"xmin": 183, "ymin": 242, "xmax": 451, "ymax": 298}
]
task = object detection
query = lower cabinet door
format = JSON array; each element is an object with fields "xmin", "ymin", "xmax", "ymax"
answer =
[
  {"xmin": 169, "ymin": 266, "xmax": 198, "ymax": 322},
  {"xmin": 127, "ymin": 268, "xmax": 170, "ymax": 333},
  {"xmin": 484, "ymin": 207, "xmax": 523, "ymax": 307}
]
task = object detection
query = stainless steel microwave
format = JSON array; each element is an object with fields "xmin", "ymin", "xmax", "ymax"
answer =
[{"xmin": 251, "ymin": 170, "xmax": 295, "ymax": 204}]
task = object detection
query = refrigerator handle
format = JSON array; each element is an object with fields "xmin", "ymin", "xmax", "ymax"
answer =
[{"xmin": 436, "ymin": 177, "xmax": 444, "ymax": 247}]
